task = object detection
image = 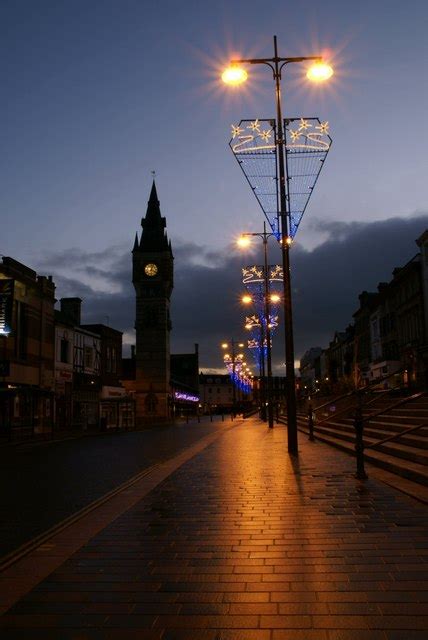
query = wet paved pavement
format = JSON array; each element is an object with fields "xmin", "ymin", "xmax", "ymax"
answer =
[
  {"xmin": 0, "ymin": 419, "xmax": 228, "ymax": 557},
  {"xmin": 1, "ymin": 418, "xmax": 427, "ymax": 638}
]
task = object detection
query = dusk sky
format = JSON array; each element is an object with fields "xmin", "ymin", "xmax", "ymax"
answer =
[{"xmin": 2, "ymin": 0, "xmax": 428, "ymax": 372}]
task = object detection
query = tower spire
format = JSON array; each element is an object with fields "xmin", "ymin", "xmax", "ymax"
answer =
[
  {"xmin": 133, "ymin": 232, "xmax": 139, "ymax": 251},
  {"xmin": 140, "ymin": 181, "xmax": 168, "ymax": 251}
]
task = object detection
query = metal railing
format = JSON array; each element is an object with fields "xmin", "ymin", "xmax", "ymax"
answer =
[
  {"xmin": 354, "ymin": 391, "xmax": 426, "ymax": 479},
  {"xmin": 302, "ymin": 371, "xmax": 427, "ymax": 479}
]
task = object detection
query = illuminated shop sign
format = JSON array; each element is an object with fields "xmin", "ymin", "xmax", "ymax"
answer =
[{"xmin": 174, "ymin": 391, "xmax": 199, "ymax": 403}]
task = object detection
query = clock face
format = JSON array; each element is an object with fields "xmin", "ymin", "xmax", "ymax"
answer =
[{"xmin": 144, "ymin": 263, "xmax": 158, "ymax": 277}]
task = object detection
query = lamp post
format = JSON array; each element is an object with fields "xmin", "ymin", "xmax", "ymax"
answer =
[
  {"xmin": 238, "ymin": 222, "xmax": 279, "ymax": 429},
  {"xmin": 221, "ymin": 339, "xmax": 244, "ymax": 415},
  {"xmin": 223, "ymin": 36, "xmax": 333, "ymax": 454}
]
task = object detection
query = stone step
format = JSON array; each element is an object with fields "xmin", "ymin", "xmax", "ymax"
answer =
[
  {"xmin": 335, "ymin": 416, "xmax": 427, "ymax": 432},
  {"xmin": 298, "ymin": 416, "xmax": 428, "ymax": 470},
  {"xmin": 296, "ymin": 421, "xmax": 428, "ymax": 486},
  {"xmin": 315, "ymin": 420, "xmax": 428, "ymax": 451}
]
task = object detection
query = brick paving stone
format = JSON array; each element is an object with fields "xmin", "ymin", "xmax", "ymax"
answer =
[
  {"xmin": 0, "ymin": 420, "xmax": 427, "ymax": 637},
  {"xmin": 273, "ymin": 632, "xmax": 329, "ymax": 640}
]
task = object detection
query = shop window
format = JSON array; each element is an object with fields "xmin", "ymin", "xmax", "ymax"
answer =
[
  {"xmin": 60, "ymin": 338, "xmax": 69, "ymax": 363},
  {"xmin": 84, "ymin": 346, "xmax": 93, "ymax": 369},
  {"xmin": 14, "ymin": 300, "xmax": 27, "ymax": 360}
]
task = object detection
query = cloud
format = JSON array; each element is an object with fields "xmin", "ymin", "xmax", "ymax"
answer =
[{"xmin": 31, "ymin": 215, "xmax": 428, "ymax": 372}]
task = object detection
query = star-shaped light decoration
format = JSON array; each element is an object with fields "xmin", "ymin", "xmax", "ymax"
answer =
[
  {"xmin": 270, "ymin": 266, "xmax": 278, "ymax": 277},
  {"xmin": 316, "ymin": 121, "xmax": 329, "ymax": 134},
  {"xmin": 290, "ymin": 129, "xmax": 301, "ymax": 142},
  {"xmin": 260, "ymin": 128, "xmax": 272, "ymax": 142},
  {"xmin": 298, "ymin": 118, "xmax": 311, "ymax": 131},
  {"xmin": 231, "ymin": 124, "xmax": 243, "ymax": 138},
  {"xmin": 247, "ymin": 119, "xmax": 261, "ymax": 132}
]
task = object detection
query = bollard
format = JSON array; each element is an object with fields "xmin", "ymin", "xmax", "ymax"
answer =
[
  {"xmin": 210, "ymin": 411, "xmax": 213, "ymax": 422},
  {"xmin": 221, "ymin": 412, "xmax": 224, "ymax": 422},
  {"xmin": 354, "ymin": 392, "xmax": 368, "ymax": 480},
  {"xmin": 186, "ymin": 413, "xmax": 189, "ymax": 424},
  {"xmin": 308, "ymin": 398, "xmax": 315, "ymax": 441},
  {"xmin": 197, "ymin": 413, "xmax": 200, "ymax": 423}
]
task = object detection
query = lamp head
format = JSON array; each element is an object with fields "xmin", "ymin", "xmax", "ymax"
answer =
[
  {"xmin": 306, "ymin": 61, "xmax": 333, "ymax": 82},
  {"xmin": 237, "ymin": 236, "xmax": 251, "ymax": 248},
  {"xmin": 222, "ymin": 65, "xmax": 248, "ymax": 86}
]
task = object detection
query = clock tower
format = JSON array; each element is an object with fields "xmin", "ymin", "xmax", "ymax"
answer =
[{"xmin": 132, "ymin": 181, "xmax": 174, "ymax": 422}]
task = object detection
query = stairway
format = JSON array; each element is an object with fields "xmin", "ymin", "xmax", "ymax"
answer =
[{"xmin": 297, "ymin": 392, "xmax": 428, "ymax": 487}]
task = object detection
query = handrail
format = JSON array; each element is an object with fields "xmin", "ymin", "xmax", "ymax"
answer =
[
  {"xmin": 362, "ymin": 392, "xmax": 424, "ymax": 424},
  {"xmin": 315, "ymin": 400, "xmax": 358, "ymax": 426},
  {"xmin": 311, "ymin": 390, "xmax": 354, "ymax": 414},
  {"xmin": 366, "ymin": 421, "xmax": 428, "ymax": 450},
  {"xmin": 311, "ymin": 388, "xmax": 392, "ymax": 427},
  {"xmin": 311, "ymin": 368, "xmax": 405, "ymax": 415},
  {"xmin": 362, "ymin": 387, "xmax": 396, "ymax": 408}
]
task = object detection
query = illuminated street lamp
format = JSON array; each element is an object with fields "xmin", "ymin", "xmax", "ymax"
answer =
[
  {"xmin": 223, "ymin": 36, "xmax": 333, "ymax": 454},
  {"xmin": 222, "ymin": 339, "xmax": 245, "ymax": 413},
  {"xmin": 238, "ymin": 222, "xmax": 277, "ymax": 429}
]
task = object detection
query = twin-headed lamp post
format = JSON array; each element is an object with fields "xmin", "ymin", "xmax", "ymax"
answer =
[
  {"xmin": 223, "ymin": 36, "xmax": 333, "ymax": 454},
  {"xmin": 221, "ymin": 339, "xmax": 244, "ymax": 413},
  {"xmin": 238, "ymin": 222, "xmax": 280, "ymax": 430}
]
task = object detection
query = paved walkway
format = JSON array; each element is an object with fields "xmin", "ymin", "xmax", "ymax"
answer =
[{"xmin": 0, "ymin": 418, "xmax": 427, "ymax": 639}]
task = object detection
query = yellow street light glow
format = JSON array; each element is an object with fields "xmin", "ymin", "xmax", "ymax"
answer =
[
  {"xmin": 242, "ymin": 294, "xmax": 252, "ymax": 304},
  {"xmin": 221, "ymin": 343, "xmax": 228, "ymax": 349},
  {"xmin": 270, "ymin": 293, "xmax": 280, "ymax": 303},
  {"xmin": 222, "ymin": 65, "xmax": 248, "ymax": 86},
  {"xmin": 237, "ymin": 235, "xmax": 251, "ymax": 248},
  {"xmin": 306, "ymin": 61, "xmax": 333, "ymax": 82},
  {"xmin": 238, "ymin": 343, "xmax": 244, "ymax": 347}
]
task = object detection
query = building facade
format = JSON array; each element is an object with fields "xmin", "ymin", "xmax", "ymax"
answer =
[
  {"xmin": 0, "ymin": 257, "xmax": 55, "ymax": 437},
  {"xmin": 300, "ymin": 231, "xmax": 428, "ymax": 393}
]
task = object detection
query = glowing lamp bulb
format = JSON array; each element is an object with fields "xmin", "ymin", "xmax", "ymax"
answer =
[
  {"xmin": 222, "ymin": 65, "xmax": 248, "ymax": 86},
  {"xmin": 242, "ymin": 295, "xmax": 252, "ymax": 304},
  {"xmin": 306, "ymin": 62, "xmax": 333, "ymax": 82},
  {"xmin": 237, "ymin": 236, "xmax": 250, "ymax": 248},
  {"xmin": 270, "ymin": 294, "xmax": 280, "ymax": 303}
]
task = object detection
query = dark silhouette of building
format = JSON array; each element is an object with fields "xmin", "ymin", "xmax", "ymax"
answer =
[
  {"xmin": 301, "ymin": 231, "xmax": 428, "ymax": 391},
  {"xmin": 131, "ymin": 181, "xmax": 174, "ymax": 421}
]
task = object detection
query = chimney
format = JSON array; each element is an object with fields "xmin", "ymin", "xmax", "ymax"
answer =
[{"xmin": 60, "ymin": 297, "xmax": 82, "ymax": 326}]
